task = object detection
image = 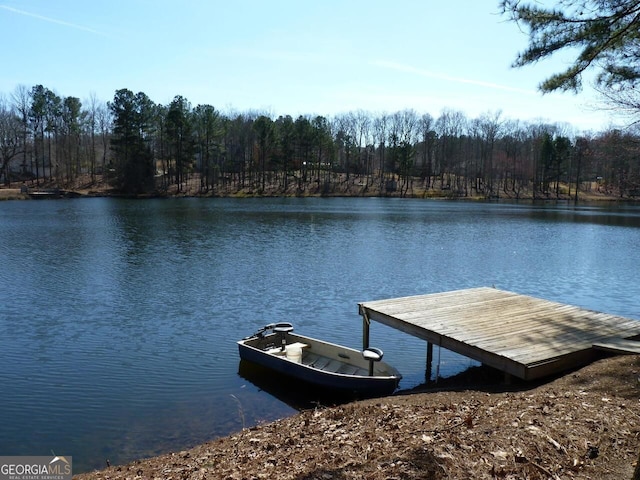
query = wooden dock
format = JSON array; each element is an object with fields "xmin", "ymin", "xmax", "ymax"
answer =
[{"xmin": 358, "ymin": 287, "xmax": 640, "ymax": 381}]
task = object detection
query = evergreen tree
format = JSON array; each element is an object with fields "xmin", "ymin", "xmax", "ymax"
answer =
[
  {"xmin": 44, "ymin": 89, "xmax": 61, "ymax": 181},
  {"xmin": 193, "ymin": 104, "xmax": 223, "ymax": 192},
  {"xmin": 61, "ymin": 96, "xmax": 82, "ymax": 181},
  {"xmin": 275, "ymin": 115, "xmax": 295, "ymax": 190},
  {"xmin": 253, "ymin": 115, "xmax": 275, "ymax": 192},
  {"xmin": 166, "ymin": 95, "xmax": 193, "ymax": 192},
  {"xmin": 501, "ymin": 1, "xmax": 640, "ymax": 94},
  {"xmin": 30, "ymin": 85, "xmax": 47, "ymax": 184},
  {"xmin": 108, "ymin": 89, "xmax": 155, "ymax": 194}
]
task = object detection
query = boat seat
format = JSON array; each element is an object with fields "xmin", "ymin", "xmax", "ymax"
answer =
[
  {"xmin": 266, "ymin": 347, "xmax": 286, "ymax": 355},
  {"xmin": 363, "ymin": 347, "xmax": 384, "ymax": 376},
  {"xmin": 273, "ymin": 324, "xmax": 294, "ymax": 333},
  {"xmin": 362, "ymin": 347, "xmax": 384, "ymax": 362},
  {"xmin": 274, "ymin": 324, "xmax": 294, "ymax": 351}
]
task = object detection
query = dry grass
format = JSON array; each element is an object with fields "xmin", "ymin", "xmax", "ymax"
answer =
[
  {"xmin": 0, "ymin": 188, "xmax": 27, "ymax": 200},
  {"xmin": 1, "ymin": 173, "xmax": 630, "ymax": 201}
]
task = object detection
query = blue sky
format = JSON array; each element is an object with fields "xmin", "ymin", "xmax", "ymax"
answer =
[{"xmin": 0, "ymin": 0, "xmax": 624, "ymax": 131}]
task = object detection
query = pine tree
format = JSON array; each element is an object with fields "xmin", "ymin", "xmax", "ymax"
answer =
[
  {"xmin": 108, "ymin": 89, "xmax": 156, "ymax": 194},
  {"xmin": 501, "ymin": 1, "xmax": 640, "ymax": 94}
]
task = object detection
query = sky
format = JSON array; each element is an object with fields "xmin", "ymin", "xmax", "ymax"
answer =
[{"xmin": 0, "ymin": 0, "xmax": 628, "ymax": 132}]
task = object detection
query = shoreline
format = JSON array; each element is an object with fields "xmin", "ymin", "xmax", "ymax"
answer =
[
  {"xmin": 74, "ymin": 354, "xmax": 640, "ymax": 479},
  {"xmin": 1, "ymin": 185, "xmax": 636, "ymax": 203},
  {"xmin": 2, "ymin": 172, "xmax": 638, "ymax": 202}
]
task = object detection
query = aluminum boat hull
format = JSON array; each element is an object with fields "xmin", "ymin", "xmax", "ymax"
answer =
[{"xmin": 237, "ymin": 329, "xmax": 401, "ymax": 398}]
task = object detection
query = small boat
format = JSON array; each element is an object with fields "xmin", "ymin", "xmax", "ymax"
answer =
[{"xmin": 237, "ymin": 323, "xmax": 401, "ymax": 398}]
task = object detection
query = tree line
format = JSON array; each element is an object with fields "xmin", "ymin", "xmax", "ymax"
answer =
[{"xmin": 1, "ymin": 84, "xmax": 639, "ymax": 199}]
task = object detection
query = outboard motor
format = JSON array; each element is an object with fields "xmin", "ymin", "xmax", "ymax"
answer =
[{"xmin": 362, "ymin": 347, "xmax": 384, "ymax": 376}]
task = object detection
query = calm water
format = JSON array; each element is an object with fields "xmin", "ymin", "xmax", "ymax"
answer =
[{"xmin": 1, "ymin": 197, "xmax": 639, "ymax": 472}]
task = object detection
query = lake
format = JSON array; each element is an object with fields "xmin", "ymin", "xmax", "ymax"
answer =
[{"xmin": 0, "ymin": 197, "xmax": 638, "ymax": 472}]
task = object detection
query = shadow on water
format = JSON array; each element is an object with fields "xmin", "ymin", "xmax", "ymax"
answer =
[
  {"xmin": 397, "ymin": 351, "xmax": 616, "ymax": 397},
  {"xmin": 239, "ymin": 360, "xmax": 552, "ymax": 411},
  {"xmin": 397, "ymin": 364, "xmax": 535, "ymax": 395},
  {"xmin": 238, "ymin": 360, "xmax": 388, "ymax": 410}
]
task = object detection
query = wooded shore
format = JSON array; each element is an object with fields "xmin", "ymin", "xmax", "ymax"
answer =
[{"xmin": 0, "ymin": 172, "xmax": 633, "ymax": 203}]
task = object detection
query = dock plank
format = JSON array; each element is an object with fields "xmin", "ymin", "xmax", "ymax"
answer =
[{"xmin": 359, "ymin": 287, "xmax": 640, "ymax": 380}]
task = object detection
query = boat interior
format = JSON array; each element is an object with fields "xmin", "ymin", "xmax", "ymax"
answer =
[{"xmin": 242, "ymin": 327, "xmax": 397, "ymax": 378}]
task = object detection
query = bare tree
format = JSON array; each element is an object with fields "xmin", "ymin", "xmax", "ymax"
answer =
[
  {"xmin": 85, "ymin": 92, "xmax": 101, "ymax": 182},
  {"xmin": 499, "ymin": 119, "xmax": 528, "ymax": 197},
  {"xmin": 389, "ymin": 109, "xmax": 419, "ymax": 196},
  {"xmin": 0, "ymin": 96, "xmax": 23, "ymax": 184},
  {"xmin": 11, "ymin": 85, "xmax": 31, "ymax": 180},
  {"xmin": 418, "ymin": 113, "xmax": 435, "ymax": 188},
  {"xmin": 332, "ymin": 113, "xmax": 357, "ymax": 182},
  {"xmin": 95, "ymin": 102, "xmax": 112, "ymax": 174},
  {"xmin": 435, "ymin": 109, "xmax": 468, "ymax": 190},
  {"xmin": 353, "ymin": 110, "xmax": 372, "ymax": 186},
  {"xmin": 371, "ymin": 113, "xmax": 388, "ymax": 191},
  {"xmin": 478, "ymin": 110, "xmax": 503, "ymax": 197}
]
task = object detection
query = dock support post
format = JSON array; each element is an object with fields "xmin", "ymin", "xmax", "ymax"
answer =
[
  {"xmin": 362, "ymin": 312, "xmax": 370, "ymax": 350},
  {"xmin": 426, "ymin": 342, "xmax": 433, "ymax": 383}
]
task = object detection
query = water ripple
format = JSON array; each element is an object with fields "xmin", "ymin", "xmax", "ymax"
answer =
[{"xmin": 1, "ymin": 197, "xmax": 638, "ymax": 472}]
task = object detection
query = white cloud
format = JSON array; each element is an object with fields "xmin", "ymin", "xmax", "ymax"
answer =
[
  {"xmin": 372, "ymin": 60, "xmax": 537, "ymax": 95},
  {"xmin": 0, "ymin": 5, "xmax": 108, "ymax": 37}
]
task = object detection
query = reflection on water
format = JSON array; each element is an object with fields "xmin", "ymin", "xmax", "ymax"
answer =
[
  {"xmin": 237, "ymin": 360, "xmax": 367, "ymax": 410},
  {"xmin": 0, "ymin": 197, "xmax": 638, "ymax": 472}
]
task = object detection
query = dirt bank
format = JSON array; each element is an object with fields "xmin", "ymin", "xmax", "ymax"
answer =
[
  {"xmin": 76, "ymin": 354, "xmax": 640, "ymax": 479},
  {"xmin": 0, "ymin": 188, "xmax": 27, "ymax": 200}
]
